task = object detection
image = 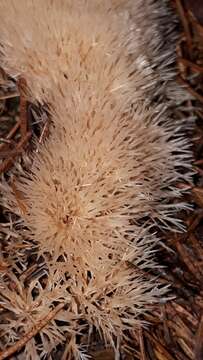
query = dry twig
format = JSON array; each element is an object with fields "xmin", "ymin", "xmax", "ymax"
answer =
[{"xmin": 0, "ymin": 303, "xmax": 66, "ymax": 360}]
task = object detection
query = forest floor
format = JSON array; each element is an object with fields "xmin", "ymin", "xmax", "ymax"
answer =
[{"xmin": 0, "ymin": 1, "xmax": 202, "ymax": 359}]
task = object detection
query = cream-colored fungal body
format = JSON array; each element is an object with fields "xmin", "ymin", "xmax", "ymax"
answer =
[{"xmin": 0, "ymin": 1, "xmax": 192, "ymax": 359}]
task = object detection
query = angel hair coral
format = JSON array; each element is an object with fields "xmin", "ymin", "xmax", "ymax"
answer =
[{"xmin": 0, "ymin": 1, "xmax": 192, "ymax": 359}]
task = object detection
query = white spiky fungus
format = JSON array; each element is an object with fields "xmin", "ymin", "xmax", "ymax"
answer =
[{"xmin": 0, "ymin": 1, "xmax": 193, "ymax": 359}]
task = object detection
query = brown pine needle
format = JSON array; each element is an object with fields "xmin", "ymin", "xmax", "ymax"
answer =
[
  {"xmin": 175, "ymin": 0, "xmax": 193, "ymax": 53},
  {"xmin": 139, "ymin": 327, "xmax": 146, "ymax": 360},
  {"xmin": 178, "ymin": 76, "xmax": 203, "ymax": 104},
  {"xmin": 0, "ymin": 131, "xmax": 31, "ymax": 174},
  {"xmin": 18, "ymin": 78, "xmax": 28, "ymax": 138},
  {"xmin": 146, "ymin": 332, "xmax": 175, "ymax": 360},
  {"xmin": 0, "ymin": 91, "xmax": 19, "ymax": 100},
  {"xmin": 178, "ymin": 57, "xmax": 203, "ymax": 73},
  {"xmin": 0, "ymin": 302, "xmax": 65, "ymax": 360},
  {"xmin": 0, "ymin": 119, "xmax": 21, "ymax": 151},
  {"xmin": 194, "ymin": 315, "xmax": 203, "ymax": 360}
]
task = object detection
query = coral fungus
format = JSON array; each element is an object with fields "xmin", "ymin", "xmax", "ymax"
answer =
[{"xmin": 0, "ymin": 1, "xmax": 192, "ymax": 359}]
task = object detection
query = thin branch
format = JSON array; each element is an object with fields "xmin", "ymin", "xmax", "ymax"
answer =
[
  {"xmin": 0, "ymin": 303, "xmax": 66, "ymax": 360},
  {"xmin": 0, "ymin": 131, "xmax": 31, "ymax": 174},
  {"xmin": 0, "ymin": 119, "xmax": 21, "ymax": 152}
]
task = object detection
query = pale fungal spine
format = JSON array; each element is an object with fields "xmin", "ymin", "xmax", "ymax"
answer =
[{"xmin": 0, "ymin": 1, "xmax": 192, "ymax": 359}]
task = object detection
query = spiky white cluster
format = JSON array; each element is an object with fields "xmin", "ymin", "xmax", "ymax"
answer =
[{"xmin": 0, "ymin": 1, "xmax": 192, "ymax": 359}]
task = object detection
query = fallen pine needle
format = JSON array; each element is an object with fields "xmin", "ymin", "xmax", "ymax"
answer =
[
  {"xmin": 0, "ymin": 91, "xmax": 19, "ymax": 100},
  {"xmin": 194, "ymin": 315, "xmax": 203, "ymax": 360},
  {"xmin": 178, "ymin": 57, "xmax": 203, "ymax": 73},
  {"xmin": 0, "ymin": 302, "xmax": 66, "ymax": 360},
  {"xmin": 178, "ymin": 76, "xmax": 203, "ymax": 104},
  {"xmin": 175, "ymin": 0, "xmax": 193, "ymax": 54}
]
